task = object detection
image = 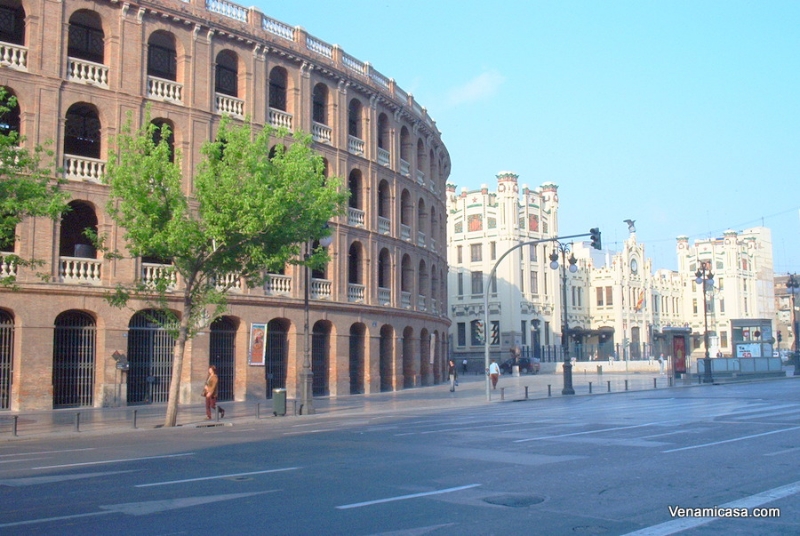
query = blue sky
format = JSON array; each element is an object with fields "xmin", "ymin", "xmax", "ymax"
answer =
[{"xmin": 254, "ymin": 0, "xmax": 800, "ymax": 273}]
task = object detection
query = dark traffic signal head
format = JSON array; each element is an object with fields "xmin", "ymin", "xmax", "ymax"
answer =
[{"xmin": 590, "ymin": 228, "xmax": 602, "ymax": 250}]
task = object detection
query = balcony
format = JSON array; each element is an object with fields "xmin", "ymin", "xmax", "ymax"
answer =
[
  {"xmin": 312, "ymin": 122, "xmax": 332, "ymax": 144},
  {"xmin": 141, "ymin": 262, "xmax": 177, "ymax": 290},
  {"xmin": 417, "ymin": 231, "xmax": 426, "ymax": 247},
  {"xmin": 264, "ymin": 274, "xmax": 291, "ymax": 296},
  {"xmin": 416, "ymin": 169, "xmax": 425, "ymax": 186},
  {"xmin": 348, "ymin": 207, "xmax": 365, "ymax": 228},
  {"xmin": 401, "ymin": 291, "xmax": 412, "ymax": 309},
  {"xmin": 0, "ymin": 41, "xmax": 26, "ymax": 71},
  {"xmin": 60, "ymin": 257, "xmax": 102, "ymax": 285},
  {"xmin": 378, "ymin": 216, "xmax": 391, "ymax": 235},
  {"xmin": 348, "ymin": 135, "xmax": 365, "ymax": 156},
  {"xmin": 268, "ymin": 108, "xmax": 293, "ymax": 131},
  {"xmin": 348, "ymin": 283, "xmax": 365, "ymax": 303},
  {"xmin": 400, "ymin": 224, "xmax": 411, "ymax": 242},
  {"xmin": 67, "ymin": 57, "xmax": 109, "ymax": 88},
  {"xmin": 417, "ymin": 294, "xmax": 426, "ymax": 311},
  {"xmin": 215, "ymin": 93, "xmax": 244, "ymax": 119},
  {"xmin": 311, "ymin": 278, "xmax": 332, "ymax": 300},
  {"xmin": 63, "ymin": 155, "xmax": 105, "ymax": 183},
  {"xmin": 377, "ymin": 147, "xmax": 391, "ymax": 168},
  {"xmin": 147, "ymin": 75, "xmax": 183, "ymax": 104},
  {"xmin": 214, "ymin": 273, "xmax": 242, "ymax": 293},
  {"xmin": 399, "ymin": 159, "xmax": 410, "ymax": 178},
  {"xmin": 378, "ymin": 287, "xmax": 391, "ymax": 306},
  {"xmin": 0, "ymin": 252, "xmax": 17, "ymax": 279}
]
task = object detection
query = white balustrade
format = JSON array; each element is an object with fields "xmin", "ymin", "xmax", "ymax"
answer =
[
  {"xmin": 147, "ymin": 76, "xmax": 183, "ymax": 103},
  {"xmin": 400, "ymin": 224, "xmax": 411, "ymax": 242},
  {"xmin": 0, "ymin": 253, "xmax": 17, "ymax": 279},
  {"xmin": 306, "ymin": 36, "xmax": 333, "ymax": 58},
  {"xmin": 377, "ymin": 147, "xmax": 391, "ymax": 167},
  {"xmin": 348, "ymin": 135, "xmax": 365, "ymax": 156},
  {"xmin": 399, "ymin": 159, "xmax": 410, "ymax": 177},
  {"xmin": 262, "ymin": 15, "xmax": 294, "ymax": 41},
  {"xmin": 430, "ymin": 238, "xmax": 437, "ymax": 252},
  {"xmin": 63, "ymin": 155, "xmax": 105, "ymax": 183},
  {"xmin": 416, "ymin": 169, "xmax": 425, "ymax": 185},
  {"xmin": 369, "ymin": 66, "xmax": 390, "ymax": 90},
  {"xmin": 311, "ymin": 278, "xmax": 332, "ymax": 300},
  {"xmin": 348, "ymin": 207, "xmax": 365, "ymax": 228},
  {"xmin": 141, "ymin": 262, "xmax": 177, "ymax": 289},
  {"xmin": 432, "ymin": 298, "xmax": 439, "ymax": 315},
  {"xmin": 417, "ymin": 231, "xmax": 426, "ymax": 247},
  {"xmin": 206, "ymin": 0, "xmax": 248, "ymax": 22},
  {"xmin": 378, "ymin": 287, "xmax": 391, "ymax": 306},
  {"xmin": 67, "ymin": 57, "xmax": 109, "ymax": 88},
  {"xmin": 0, "ymin": 42, "xmax": 27, "ymax": 70},
  {"xmin": 342, "ymin": 53, "xmax": 367, "ymax": 76},
  {"xmin": 348, "ymin": 283, "xmax": 365, "ymax": 303},
  {"xmin": 215, "ymin": 273, "xmax": 241, "ymax": 292},
  {"xmin": 60, "ymin": 256, "xmax": 102, "ymax": 284},
  {"xmin": 264, "ymin": 274, "xmax": 292, "ymax": 295},
  {"xmin": 401, "ymin": 291, "xmax": 412, "ymax": 309},
  {"xmin": 215, "ymin": 93, "xmax": 244, "ymax": 119},
  {"xmin": 312, "ymin": 122, "xmax": 332, "ymax": 144},
  {"xmin": 417, "ymin": 294, "xmax": 426, "ymax": 311},
  {"xmin": 378, "ymin": 216, "xmax": 391, "ymax": 235},
  {"xmin": 268, "ymin": 108, "xmax": 293, "ymax": 131}
]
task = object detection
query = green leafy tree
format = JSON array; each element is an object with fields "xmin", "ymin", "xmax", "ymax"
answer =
[
  {"xmin": 105, "ymin": 113, "xmax": 347, "ymax": 427},
  {"xmin": 0, "ymin": 88, "xmax": 68, "ymax": 286}
]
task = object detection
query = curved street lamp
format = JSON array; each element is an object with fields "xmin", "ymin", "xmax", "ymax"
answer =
[
  {"xmin": 787, "ymin": 273, "xmax": 800, "ymax": 376},
  {"xmin": 695, "ymin": 261, "xmax": 714, "ymax": 384},
  {"xmin": 550, "ymin": 242, "xmax": 577, "ymax": 395}
]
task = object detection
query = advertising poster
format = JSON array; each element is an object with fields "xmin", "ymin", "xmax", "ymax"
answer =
[{"xmin": 249, "ymin": 323, "xmax": 266, "ymax": 366}]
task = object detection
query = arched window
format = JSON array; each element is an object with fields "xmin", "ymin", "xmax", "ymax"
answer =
[
  {"xmin": 348, "ymin": 242, "xmax": 363, "ymax": 285},
  {"xmin": 68, "ymin": 10, "xmax": 104, "ymax": 64},
  {"xmin": 60, "ymin": 200, "xmax": 98, "ymax": 259},
  {"xmin": 215, "ymin": 50, "xmax": 238, "ymax": 97},
  {"xmin": 377, "ymin": 180, "xmax": 390, "ymax": 219},
  {"xmin": 0, "ymin": 86, "xmax": 20, "ymax": 137},
  {"xmin": 209, "ymin": 316, "xmax": 237, "ymax": 402},
  {"xmin": 0, "ymin": 309, "xmax": 13, "ymax": 410},
  {"xmin": 377, "ymin": 113, "xmax": 389, "ymax": 149},
  {"xmin": 348, "ymin": 169, "xmax": 362, "ymax": 210},
  {"xmin": 64, "ymin": 103, "xmax": 100, "ymax": 158},
  {"xmin": 147, "ymin": 31, "xmax": 177, "ymax": 81},
  {"xmin": 53, "ymin": 311, "xmax": 96, "ymax": 408},
  {"xmin": 0, "ymin": 0, "xmax": 25, "ymax": 46},
  {"xmin": 269, "ymin": 67, "xmax": 288, "ymax": 111},
  {"xmin": 312, "ymin": 83, "xmax": 328, "ymax": 124},
  {"xmin": 400, "ymin": 126, "xmax": 411, "ymax": 162},
  {"xmin": 348, "ymin": 98, "xmax": 362, "ymax": 138},
  {"xmin": 416, "ymin": 138, "xmax": 427, "ymax": 178},
  {"xmin": 378, "ymin": 248, "xmax": 391, "ymax": 289}
]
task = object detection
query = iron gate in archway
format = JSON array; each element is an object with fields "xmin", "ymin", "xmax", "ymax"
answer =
[
  {"xmin": 127, "ymin": 310, "xmax": 175, "ymax": 404},
  {"xmin": 209, "ymin": 317, "xmax": 236, "ymax": 402},
  {"xmin": 265, "ymin": 320, "xmax": 288, "ymax": 399},
  {"xmin": 0, "ymin": 310, "xmax": 13, "ymax": 410},
  {"xmin": 53, "ymin": 311, "xmax": 96, "ymax": 408}
]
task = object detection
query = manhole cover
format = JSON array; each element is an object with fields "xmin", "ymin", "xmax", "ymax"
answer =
[{"xmin": 483, "ymin": 495, "xmax": 545, "ymax": 508}]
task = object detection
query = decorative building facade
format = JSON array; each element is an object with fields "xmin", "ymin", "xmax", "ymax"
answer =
[{"xmin": 0, "ymin": 0, "xmax": 450, "ymax": 411}]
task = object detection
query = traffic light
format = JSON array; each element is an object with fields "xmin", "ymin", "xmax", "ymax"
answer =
[{"xmin": 590, "ymin": 228, "xmax": 602, "ymax": 250}]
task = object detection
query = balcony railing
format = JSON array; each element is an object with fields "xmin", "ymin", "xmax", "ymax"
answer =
[
  {"xmin": 311, "ymin": 278, "xmax": 332, "ymax": 300},
  {"xmin": 417, "ymin": 294, "xmax": 426, "ymax": 311},
  {"xmin": 0, "ymin": 252, "xmax": 17, "ymax": 279},
  {"xmin": 312, "ymin": 122, "xmax": 332, "ymax": 144},
  {"xmin": 215, "ymin": 93, "xmax": 244, "ymax": 119},
  {"xmin": 416, "ymin": 169, "xmax": 425, "ymax": 186},
  {"xmin": 378, "ymin": 216, "xmax": 391, "ymax": 235},
  {"xmin": 348, "ymin": 283, "xmax": 365, "ymax": 303},
  {"xmin": 268, "ymin": 108, "xmax": 293, "ymax": 131},
  {"xmin": 141, "ymin": 262, "xmax": 177, "ymax": 290},
  {"xmin": 432, "ymin": 298, "xmax": 439, "ymax": 315},
  {"xmin": 264, "ymin": 274, "xmax": 291, "ymax": 296},
  {"xmin": 378, "ymin": 287, "xmax": 391, "ymax": 306},
  {"xmin": 417, "ymin": 231, "xmax": 426, "ymax": 247},
  {"xmin": 0, "ymin": 41, "xmax": 27, "ymax": 70},
  {"xmin": 377, "ymin": 147, "xmax": 391, "ymax": 167},
  {"xmin": 67, "ymin": 57, "xmax": 109, "ymax": 88},
  {"xmin": 60, "ymin": 256, "xmax": 102, "ymax": 285},
  {"xmin": 401, "ymin": 291, "xmax": 412, "ymax": 309},
  {"xmin": 348, "ymin": 207, "xmax": 365, "ymax": 228},
  {"xmin": 214, "ymin": 273, "xmax": 242, "ymax": 292},
  {"xmin": 400, "ymin": 224, "xmax": 411, "ymax": 242},
  {"xmin": 147, "ymin": 75, "xmax": 183, "ymax": 104},
  {"xmin": 64, "ymin": 155, "xmax": 105, "ymax": 183},
  {"xmin": 399, "ymin": 159, "xmax": 410, "ymax": 178},
  {"xmin": 348, "ymin": 135, "xmax": 365, "ymax": 156}
]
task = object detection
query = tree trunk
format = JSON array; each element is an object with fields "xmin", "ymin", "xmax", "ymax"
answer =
[{"xmin": 164, "ymin": 301, "xmax": 192, "ymax": 427}]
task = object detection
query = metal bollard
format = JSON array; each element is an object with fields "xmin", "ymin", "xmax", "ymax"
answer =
[
  {"xmin": 625, "ymin": 380, "xmax": 629, "ymax": 391},
  {"xmin": 669, "ymin": 377, "xmax": 674, "ymax": 387},
  {"xmin": 589, "ymin": 381, "xmax": 593, "ymax": 394},
  {"xmin": 548, "ymin": 384, "xmax": 552, "ymax": 397},
  {"xmin": 12, "ymin": 415, "xmax": 18, "ymax": 437},
  {"xmin": 524, "ymin": 386, "xmax": 529, "ymax": 399},
  {"xmin": 74, "ymin": 412, "xmax": 81, "ymax": 432},
  {"xmin": 607, "ymin": 381, "xmax": 611, "ymax": 392},
  {"xmin": 256, "ymin": 403, "xmax": 261, "ymax": 419},
  {"xmin": 133, "ymin": 409, "xmax": 138, "ymax": 429},
  {"xmin": 654, "ymin": 378, "xmax": 658, "ymax": 389},
  {"xmin": 500, "ymin": 387, "xmax": 505, "ymax": 400}
]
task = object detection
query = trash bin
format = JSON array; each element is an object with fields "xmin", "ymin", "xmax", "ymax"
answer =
[{"xmin": 273, "ymin": 388, "xmax": 287, "ymax": 416}]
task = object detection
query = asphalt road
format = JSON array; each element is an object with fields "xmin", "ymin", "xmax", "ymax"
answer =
[{"xmin": 1, "ymin": 378, "xmax": 799, "ymax": 535}]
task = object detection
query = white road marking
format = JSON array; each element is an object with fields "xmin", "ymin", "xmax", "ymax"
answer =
[
  {"xmin": 662, "ymin": 426, "xmax": 800, "ymax": 453},
  {"xmin": 0, "ymin": 470, "xmax": 137, "ymax": 487},
  {"xmin": 514, "ymin": 423, "xmax": 658, "ymax": 443},
  {"xmin": 336, "ymin": 484, "xmax": 481, "ymax": 510},
  {"xmin": 621, "ymin": 479, "xmax": 800, "ymax": 535},
  {"xmin": 33, "ymin": 452, "xmax": 194, "ymax": 470},
  {"xmin": 136, "ymin": 467, "xmax": 300, "ymax": 487},
  {"xmin": 0, "ymin": 448, "xmax": 95, "ymax": 458}
]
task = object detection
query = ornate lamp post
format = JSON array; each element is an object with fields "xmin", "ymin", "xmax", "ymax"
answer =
[
  {"xmin": 787, "ymin": 273, "xmax": 800, "ymax": 376},
  {"xmin": 531, "ymin": 317, "xmax": 541, "ymax": 360},
  {"xmin": 695, "ymin": 261, "xmax": 714, "ymax": 384},
  {"xmin": 550, "ymin": 242, "xmax": 577, "ymax": 395},
  {"xmin": 300, "ymin": 230, "xmax": 333, "ymax": 415}
]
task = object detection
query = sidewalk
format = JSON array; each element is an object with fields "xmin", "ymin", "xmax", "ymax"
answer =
[{"xmin": 1, "ymin": 370, "xmax": 792, "ymax": 441}]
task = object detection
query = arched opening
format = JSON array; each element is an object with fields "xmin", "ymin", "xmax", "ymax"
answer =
[
  {"xmin": 269, "ymin": 66, "xmax": 288, "ymax": 112},
  {"xmin": 420, "ymin": 328, "xmax": 431, "ymax": 386},
  {"xmin": 377, "ymin": 180, "xmax": 390, "ymax": 219},
  {"xmin": 147, "ymin": 30, "xmax": 177, "ymax": 81},
  {"xmin": 377, "ymin": 113, "xmax": 389, "ymax": 150},
  {"xmin": 401, "ymin": 254, "xmax": 414, "ymax": 308},
  {"xmin": 0, "ymin": 309, "xmax": 13, "ymax": 410},
  {"xmin": 311, "ymin": 320, "xmax": 331, "ymax": 396},
  {"xmin": 60, "ymin": 200, "xmax": 97, "ymax": 259},
  {"xmin": 400, "ymin": 126, "xmax": 411, "ymax": 164},
  {"xmin": 68, "ymin": 10, "xmax": 104, "ymax": 64},
  {"xmin": 64, "ymin": 103, "xmax": 101, "ymax": 158},
  {"xmin": 348, "ymin": 169, "xmax": 362, "ymax": 210},
  {"xmin": 265, "ymin": 318, "xmax": 289, "ymax": 398},
  {"xmin": 377, "ymin": 248, "xmax": 391, "ymax": 291},
  {"xmin": 127, "ymin": 310, "xmax": 176, "ymax": 404},
  {"xmin": 210, "ymin": 316, "xmax": 237, "ymax": 402},
  {"xmin": 312, "ymin": 83, "xmax": 328, "ymax": 125},
  {"xmin": 402, "ymin": 326, "xmax": 415, "ymax": 388},
  {"xmin": 0, "ymin": 86, "xmax": 20, "ymax": 138},
  {"xmin": 53, "ymin": 310, "xmax": 96, "ymax": 408},
  {"xmin": 379, "ymin": 324, "xmax": 394, "ymax": 392},
  {"xmin": 151, "ymin": 118, "xmax": 175, "ymax": 162},
  {"xmin": 0, "ymin": 0, "xmax": 25, "ymax": 46},
  {"xmin": 347, "ymin": 98, "xmax": 362, "ymax": 139},
  {"xmin": 215, "ymin": 50, "xmax": 238, "ymax": 97},
  {"xmin": 349, "ymin": 323, "xmax": 365, "ymax": 394},
  {"xmin": 416, "ymin": 138, "xmax": 427, "ymax": 178},
  {"xmin": 418, "ymin": 259, "xmax": 428, "ymax": 310}
]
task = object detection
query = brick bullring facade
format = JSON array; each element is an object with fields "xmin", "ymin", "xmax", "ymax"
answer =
[{"xmin": 0, "ymin": 0, "xmax": 450, "ymax": 410}]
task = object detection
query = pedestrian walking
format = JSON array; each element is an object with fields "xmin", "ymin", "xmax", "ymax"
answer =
[
  {"xmin": 203, "ymin": 365, "xmax": 225, "ymax": 419},
  {"xmin": 658, "ymin": 354, "xmax": 665, "ymax": 375},
  {"xmin": 488, "ymin": 359, "xmax": 500, "ymax": 389},
  {"xmin": 448, "ymin": 360, "xmax": 457, "ymax": 392},
  {"xmin": 462, "ymin": 359, "xmax": 468, "ymax": 374}
]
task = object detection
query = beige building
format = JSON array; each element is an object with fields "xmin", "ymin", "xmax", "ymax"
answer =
[{"xmin": 0, "ymin": 0, "xmax": 450, "ymax": 411}]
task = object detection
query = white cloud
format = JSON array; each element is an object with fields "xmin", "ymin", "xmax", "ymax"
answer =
[{"xmin": 445, "ymin": 70, "xmax": 506, "ymax": 107}]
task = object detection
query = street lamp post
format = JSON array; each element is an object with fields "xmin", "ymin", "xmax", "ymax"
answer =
[
  {"xmin": 299, "ymin": 231, "xmax": 333, "ymax": 416},
  {"xmin": 787, "ymin": 273, "xmax": 800, "ymax": 376},
  {"xmin": 695, "ymin": 261, "xmax": 714, "ymax": 384},
  {"xmin": 550, "ymin": 242, "xmax": 577, "ymax": 395}
]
